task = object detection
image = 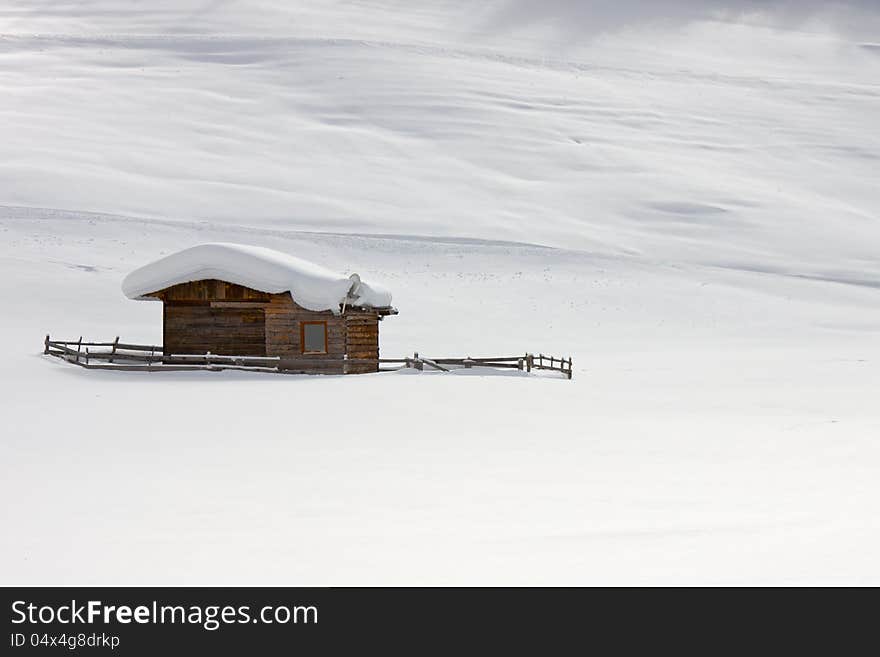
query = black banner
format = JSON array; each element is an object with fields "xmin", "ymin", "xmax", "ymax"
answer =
[{"xmin": 1, "ymin": 587, "xmax": 871, "ymax": 654}]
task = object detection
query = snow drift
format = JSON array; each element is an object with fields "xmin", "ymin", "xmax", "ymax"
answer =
[{"xmin": 121, "ymin": 243, "xmax": 392, "ymax": 312}]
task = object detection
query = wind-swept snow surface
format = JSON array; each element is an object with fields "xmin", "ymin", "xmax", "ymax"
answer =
[
  {"xmin": 122, "ymin": 243, "xmax": 392, "ymax": 311},
  {"xmin": 1, "ymin": 1, "xmax": 879, "ymax": 585},
  {"xmin": 2, "ymin": 1, "xmax": 879, "ymax": 280}
]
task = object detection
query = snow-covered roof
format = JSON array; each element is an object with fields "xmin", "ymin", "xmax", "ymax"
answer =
[{"xmin": 122, "ymin": 243, "xmax": 393, "ymax": 313}]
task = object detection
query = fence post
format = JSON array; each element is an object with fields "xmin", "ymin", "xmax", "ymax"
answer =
[
  {"xmin": 414, "ymin": 351, "xmax": 423, "ymax": 371},
  {"xmin": 76, "ymin": 336, "xmax": 82, "ymax": 364},
  {"xmin": 44, "ymin": 334, "xmax": 50, "ymax": 355},
  {"xmin": 109, "ymin": 336, "xmax": 119, "ymax": 363}
]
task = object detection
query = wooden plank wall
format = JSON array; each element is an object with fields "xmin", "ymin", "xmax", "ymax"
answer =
[
  {"xmin": 345, "ymin": 312, "xmax": 379, "ymax": 374},
  {"xmin": 164, "ymin": 305, "xmax": 267, "ymax": 357},
  {"xmin": 157, "ymin": 279, "xmax": 271, "ymax": 302},
  {"xmin": 155, "ymin": 280, "xmax": 381, "ymax": 374},
  {"xmin": 265, "ymin": 295, "xmax": 346, "ymax": 374},
  {"xmin": 160, "ymin": 280, "xmax": 269, "ymax": 357}
]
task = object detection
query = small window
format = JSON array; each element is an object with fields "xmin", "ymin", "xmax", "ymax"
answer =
[{"xmin": 301, "ymin": 321, "xmax": 328, "ymax": 354}]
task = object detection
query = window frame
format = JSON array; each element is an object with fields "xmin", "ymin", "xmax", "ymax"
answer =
[{"xmin": 300, "ymin": 320, "xmax": 329, "ymax": 355}]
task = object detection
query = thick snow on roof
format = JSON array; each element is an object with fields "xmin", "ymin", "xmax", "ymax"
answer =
[{"xmin": 122, "ymin": 243, "xmax": 392, "ymax": 312}]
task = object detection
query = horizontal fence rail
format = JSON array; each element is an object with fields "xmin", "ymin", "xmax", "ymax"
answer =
[{"xmin": 43, "ymin": 336, "xmax": 573, "ymax": 379}]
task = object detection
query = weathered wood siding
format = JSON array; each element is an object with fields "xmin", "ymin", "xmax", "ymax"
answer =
[
  {"xmin": 265, "ymin": 294, "xmax": 346, "ymax": 374},
  {"xmin": 158, "ymin": 279, "xmax": 270, "ymax": 303},
  {"xmin": 164, "ymin": 304, "xmax": 267, "ymax": 356},
  {"xmin": 157, "ymin": 280, "xmax": 267, "ymax": 356},
  {"xmin": 150, "ymin": 279, "xmax": 382, "ymax": 374},
  {"xmin": 344, "ymin": 312, "xmax": 379, "ymax": 374}
]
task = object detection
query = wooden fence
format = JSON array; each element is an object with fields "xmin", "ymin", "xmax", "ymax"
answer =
[
  {"xmin": 393, "ymin": 352, "xmax": 572, "ymax": 379},
  {"xmin": 43, "ymin": 336, "xmax": 573, "ymax": 379}
]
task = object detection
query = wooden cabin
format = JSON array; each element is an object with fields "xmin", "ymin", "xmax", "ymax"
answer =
[{"xmin": 122, "ymin": 244, "xmax": 396, "ymax": 375}]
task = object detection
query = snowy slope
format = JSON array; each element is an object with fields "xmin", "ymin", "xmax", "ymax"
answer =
[
  {"xmin": 2, "ymin": 2, "xmax": 879, "ymax": 275},
  {"xmin": 1, "ymin": 1, "xmax": 879, "ymax": 584}
]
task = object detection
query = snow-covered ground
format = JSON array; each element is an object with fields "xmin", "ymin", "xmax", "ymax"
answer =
[{"xmin": 1, "ymin": 1, "xmax": 879, "ymax": 584}]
